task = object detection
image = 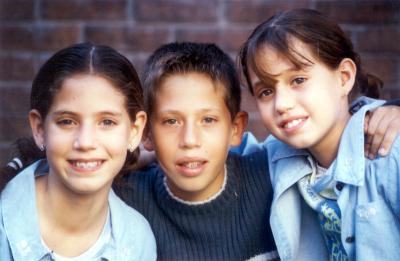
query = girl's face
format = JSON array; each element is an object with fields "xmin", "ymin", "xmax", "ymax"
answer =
[
  {"xmin": 248, "ymin": 39, "xmax": 354, "ymax": 159},
  {"xmin": 30, "ymin": 74, "xmax": 145, "ymax": 196}
]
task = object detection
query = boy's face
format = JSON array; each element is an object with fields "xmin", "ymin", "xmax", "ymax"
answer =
[{"xmin": 148, "ymin": 72, "xmax": 244, "ymax": 202}]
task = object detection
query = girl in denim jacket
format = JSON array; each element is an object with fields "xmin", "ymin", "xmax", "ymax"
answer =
[
  {"xmin": 239, "ymin": 8, "xmax": 400, "ymax": 261},
  {"xmin": 0, "ymin": 43, "xmax": 156, "ymax": 260}
]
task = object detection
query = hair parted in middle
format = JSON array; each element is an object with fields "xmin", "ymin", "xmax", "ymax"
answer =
[{"xmin": 142, "ymin": 42, "xmax": 241, "ymax": 120}]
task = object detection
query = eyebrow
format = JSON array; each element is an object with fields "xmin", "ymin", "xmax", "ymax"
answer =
[
  {"xmin": 51, "ymin": 110, "xmax": 123, "ymax": 117},
  {"xmin": 156, "ymin": 108, "xmax": 223, "ymax": 115}
]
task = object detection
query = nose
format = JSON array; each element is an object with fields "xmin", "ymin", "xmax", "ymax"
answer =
[
  {"xmin": 73, "ymin": 124, "xmax": 97, "ymax": 150},
  {"xmin": 179, "ymin": 122, "xmax": 201, "ymax": 149},
  {"xmin": 275, "ymin": 87, "xmax": 295, "ymax": 115}
]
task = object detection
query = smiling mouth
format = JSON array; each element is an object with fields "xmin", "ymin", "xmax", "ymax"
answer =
[
  {"xmin": 69, "ymin": 160, "xmax": 104, "ymax": 171},
  {"xmin": 283, "ymin": 118, "xmax": 304, "ymax": 129}
]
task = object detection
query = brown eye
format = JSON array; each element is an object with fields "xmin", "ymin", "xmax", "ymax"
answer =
[
  {"xmin": 164, "ymin": 119, "xmax": 178, "ymax": 125},
  {"xmin": 203, "ymin": 117, "xmax": 217, "ymax": 124},
  {"xmin": 101, "ymin": 119, "xmax": 117, "ymax": 127},
  {"xmin": 293, "ymin": 77, "xmax": 306, "ymax": 85},
  {"xmin": 57, "ymin": 119, "xmax": 75, "ymax": 126},
  {"xmin": 257, "ymin": 88, "xmax": 274, "ymax": 99}
]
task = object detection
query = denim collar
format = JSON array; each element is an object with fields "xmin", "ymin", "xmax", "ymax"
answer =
[{"xmin": 1, "ymin": 160, "xmax": 137, "ymax": 260}]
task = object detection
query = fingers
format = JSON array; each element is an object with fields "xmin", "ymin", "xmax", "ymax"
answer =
[
  {"xmin": 365, "ymin": 106, "xmax": 400, "ymax": 159},
  {"xmin": 364, "ymin": 108, "xmax": 382, "ymax": 159},
  {"xmin": 376, "ymin": 121, "xmax": 400, "ymax": 157}
]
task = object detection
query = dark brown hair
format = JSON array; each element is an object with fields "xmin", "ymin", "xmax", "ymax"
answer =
[
  {"xmin": 239, "ymin": 9, "xmax": 382, "ymax": 100},
  {"xmin": 1, "ymin": 43, "xmax": 144, "ymax": 190},
  {"xmin": 142, "ymin": 42, "xmax": 241, "ymax": 121}
]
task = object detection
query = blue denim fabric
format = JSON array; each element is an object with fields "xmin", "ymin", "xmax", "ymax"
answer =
[
  {"xmin": 0, "ymin": 160, "xmax": 157, "ymax": 261},
  {"xmin": 238, "ymin": 99, "xmax": 400, "ymax": 260}
]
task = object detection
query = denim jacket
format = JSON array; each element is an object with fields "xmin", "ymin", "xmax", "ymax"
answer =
[
  {"xmin": 0, "ymin": 160, "xmax": 157, "ymax": 261},
  {"xmin": 237, "ymin": 100, "xmax": 400, "ymax": 260}
]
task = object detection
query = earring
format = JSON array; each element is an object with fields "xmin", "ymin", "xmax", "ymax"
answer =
[
  {"xmin": 39, "ymin": 144, "xmax": 45, "ymax": 151},
  {"xmin": 128, "ymin": 144, "xmax": 134, "ymax": 153}
]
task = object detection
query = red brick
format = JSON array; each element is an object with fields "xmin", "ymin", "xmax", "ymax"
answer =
[
  {"xmin": 0, "ymin": 0, "xmax": 34, "ymax": 21},
  {"xmin": 0, "ymin": 87, "xmax": 30, "ymax": 115},
  {"xmin": 362, "ymin": 55, "xmax": 399, "ymax": 86},
  {"xmin": 226, "ymin": 0, "xmax": 310, "ymax": 23},
  {"xmin": 36, "ymin": 25, "xmax": 81, "ymax": 51},
  {"xmin": 0, "ymin": 116, "xmax": 31, "ymax": 143},
  {"xmin": 0, "ymin": 25, "xmax": 35, "ymax": 51},
  {"xmin": 357, "ymin": 26, "xmax": 400, "ymax": 53},
  {"xmin": 0, "ymin": 145, "xmax": 14, "ymax": 166},
  {"xmin": 134, "ymin": 0, "xmax": 218, "ymax": 22},
  {"xmin": 175, "ymin": 27, "xmax": 252, "ymax": 52},
  {"xmin": 316, "ymin": 0, "xmax": 400, "ymax": 24},
  {"xmin": 381, "ymin": 87, "xmax": 400, "ymax": 100},
  {"xmin": 129, "ymin": 56, "xmax": 148, "ymax": 77},
  {"xmin": 0, "ymin": 54, "xmax": 35, "ymax": 81},
  {"xmin": 85, "ymin": 26, "xmax": 169, "ymax": 52},
  {"xmin": 41, "ymin": 0, "xmax": 127, "ymax": 20}
]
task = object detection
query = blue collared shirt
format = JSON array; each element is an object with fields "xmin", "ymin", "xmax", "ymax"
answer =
[
  {"xmin": 0, "ymin": 160, "xmax": 157, "ymax": 261},
  {"xmin": 237, "ymin": 99, "xmax": 400, "ymax": 260}
]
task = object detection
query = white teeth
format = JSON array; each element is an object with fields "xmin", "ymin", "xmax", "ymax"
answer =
[
  {"xmin": 284, "ymin": 119, "xmax": 303, "ymax": 129},
  {"xmin": 183, "ymin": 162, "xmax": 201, "ymax": 169},
  {"xmin": 74, "ymin": 161, "xmax": 101, "ymax": 169}
]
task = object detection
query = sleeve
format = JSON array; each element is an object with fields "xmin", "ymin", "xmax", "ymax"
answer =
[{"xmin": 136, "ymin": 223, "xmax": 157, "ymax": 261}]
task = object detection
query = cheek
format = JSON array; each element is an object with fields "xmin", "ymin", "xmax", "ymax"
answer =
[{"xmin": 256, "ymin": 102, "xmax": 275, "ymax": 128}]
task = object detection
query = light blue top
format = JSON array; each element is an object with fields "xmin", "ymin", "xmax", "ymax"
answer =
[
  {"xmin": 237, "ymin": 99, "xmax": 400, "ymax": 260},
  {"xmin": 0, "ymin": 160, "xmax": 157, "ymax": 261}
]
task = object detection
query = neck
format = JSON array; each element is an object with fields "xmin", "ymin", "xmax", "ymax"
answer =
[
  {"xmin": 35, "ymin": 174, "xmax": 110, "ymax": 255},
  {"xmin": 308, "ymin": 111, "xmax": 351, "ymax": 168}
]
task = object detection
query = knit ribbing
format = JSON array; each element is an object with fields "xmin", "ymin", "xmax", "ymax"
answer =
[{"xmin": 114, "ymin": 151, "xmax": 277, "ymax": 261}]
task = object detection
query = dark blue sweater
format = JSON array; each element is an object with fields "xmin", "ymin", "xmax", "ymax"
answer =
[{"xmin": 114, "ymin": 151, "xmax": 278, "ymax": 261}]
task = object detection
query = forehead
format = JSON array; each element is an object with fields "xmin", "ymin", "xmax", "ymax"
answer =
[
  {"xmin": 252, "ymin": 38, "xmax": 316, "ymax": 77},
  {"xmin": 153, "ymin": 72, "xmax": 228, "ymax": 113},
  {"xmin": 51, "ymin": 74, "xmax": 126, "ymax": 111}
]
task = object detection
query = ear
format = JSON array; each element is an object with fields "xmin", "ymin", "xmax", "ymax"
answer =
[
  {"xmin": 337, "ymin": 58, "xmax": 356, "ymax": 96},
  {"xmin": 142, "ymin": 129, "xmax": 155, "ymax": 151},
  {"xmin": 29, "ymin": 109, "xmax": 46, "ymax": 149},
  {"xmin": 230, "ymin": 111, "xmax": 249, "ymax": 147},
  {"xmin": 128, "ymin": 111, "xmax": 147, "ymax": 151}
]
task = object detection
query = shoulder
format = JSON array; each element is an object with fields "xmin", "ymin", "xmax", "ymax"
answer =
[
  {"xmin": 0, "ymin": 218, "xmax": 12, "ymax": 259},
  {"xmin": 1, "ymin": 161, "xmax": 39, "ymax": 204},
  {"xmin": 108, "ymin": 189, "xmax": 157, "ymax": 254},
  {"xmin": 366, "ymin": 137, "xmax": 400, "ymax": 180},
  {"xmin": 113, "ymin": 164, "xmax": 160, "ymax": 200},
  {"xmin": 109, "ymin": 188, "xmax": 153, "ymax": 229},
  {"xmin": 227, "ymin": 150, "xmax": 273, "ymax": 193}
]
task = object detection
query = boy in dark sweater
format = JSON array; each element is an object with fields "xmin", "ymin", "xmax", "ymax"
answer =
[{"xmin": 114, "ymin": 42, "xmax": 279, "ymax": 260}]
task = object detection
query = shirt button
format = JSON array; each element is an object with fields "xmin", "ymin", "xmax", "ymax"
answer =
[
  {"xmin": 336, "ymin": 182, "xmax": 344, "ymax": 191},
  {"xmin": 346, "ymin": 236, "xmax": 355, "ymax": 243}
]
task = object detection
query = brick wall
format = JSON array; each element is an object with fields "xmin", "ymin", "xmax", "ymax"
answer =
[{"xmin": 1, "ymin": 0, "xmax": 399, "ymax": 165}]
